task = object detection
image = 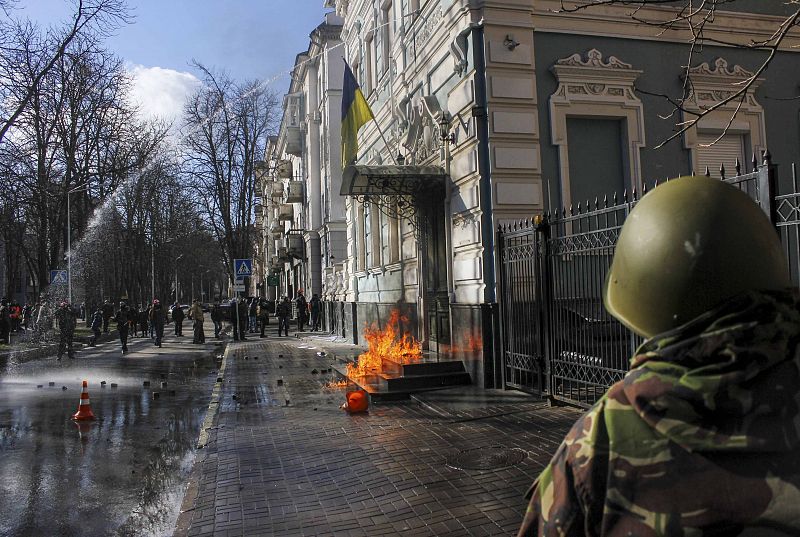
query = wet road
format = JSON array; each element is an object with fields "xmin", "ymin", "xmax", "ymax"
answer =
[{"xmin": 0, "ymin": 327, "xmax": 221, "ymax": 537}]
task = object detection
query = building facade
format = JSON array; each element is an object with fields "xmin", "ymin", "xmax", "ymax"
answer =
[
  {"xmin": 256, "ymin": 13, "xmax": 346, "ymax": 308},
  {"xmin": 261, "ymin": 1, "xmax": 800, "ymax": 390}
]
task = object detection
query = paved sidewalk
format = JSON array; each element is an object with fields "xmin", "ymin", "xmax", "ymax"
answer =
[{"xmin": 175, "ymin": 335, "xmax": 581, "ymax": 537}]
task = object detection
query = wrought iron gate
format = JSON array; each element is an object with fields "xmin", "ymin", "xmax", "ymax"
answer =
[{"xmin": 498, "ymin": 154, "xmax": 794, "ymax": 407}]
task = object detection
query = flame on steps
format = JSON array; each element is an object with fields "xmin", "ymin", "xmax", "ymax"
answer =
[{"xmin": 346, "ymin": 309, "xmax": 422, "ymax": 377}]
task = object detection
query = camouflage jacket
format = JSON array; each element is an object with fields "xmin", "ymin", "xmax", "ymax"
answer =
[{"xmin": 519, "ymin": 289, "xmax": 800, "ymax": 537}]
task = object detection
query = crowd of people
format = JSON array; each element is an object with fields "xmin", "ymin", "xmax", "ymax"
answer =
[{"xmin": 0, "ymin": 291, "xmax": 325, "ymax": 358}]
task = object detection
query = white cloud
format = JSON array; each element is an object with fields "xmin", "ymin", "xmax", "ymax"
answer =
[{"xmin": 127, "ymin": 64, "xmax": 202, "ymax": 124}]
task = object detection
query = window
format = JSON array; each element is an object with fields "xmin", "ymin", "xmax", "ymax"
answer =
[
  {"xmin": 369, "ymin": 202, "xmax": 381, "ymax": 268},
  {"xmin": 549, "ymin": 49, "xmax": 645, "ymax": 210},
  {"xmin": 695, "ymin": 132, "xmax": 746, "ymax": 178},
  {"xmin": 364, "ymin": 34, "xmax": 374, "ymax": 94},
  {"xmin": 381, "ymin": 1, "xmax": 393, "ymax": 75},
  {"xmin": 566, "ymin": 118, "xmax": 626, "ymax": 204},
  {"xmin": 682, "ymin": 59, "xmax": 766, "ymax": 176},
  {"xmin": 357, "ymin": 203, "xmax": 366, "ymax": 271}
]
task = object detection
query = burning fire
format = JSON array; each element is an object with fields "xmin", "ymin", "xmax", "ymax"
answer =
[{"xmin": 346, "ymin": 309, "xmax": 422, "ymax": 377}]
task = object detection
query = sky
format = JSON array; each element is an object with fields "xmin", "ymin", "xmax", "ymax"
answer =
[{"xmin": 16, "ymin": 0, "xmax": 332, "ymax": 122}]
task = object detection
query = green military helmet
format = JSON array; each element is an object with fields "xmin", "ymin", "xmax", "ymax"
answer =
[{"xmin": 604, "ymin": 175, "xmax": 791, "ymax": 338}]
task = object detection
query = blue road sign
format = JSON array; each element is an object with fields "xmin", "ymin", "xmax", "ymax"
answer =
[
  {"xmin": 234, "ymin": 259, "xmax": 253, "ymax": 280},
  {"xmin": 50, "ymin": 270, "xmax": 68, "ymax": 285}
]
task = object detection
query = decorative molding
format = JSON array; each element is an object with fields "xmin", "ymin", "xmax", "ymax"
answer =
[
  {"xmin": 402, "ymin": 95, "xmax": 446, "ymax": 165},
  {"xmin": 688, "ymin": 57, "xmax": 754, "ymax": 80},
  {"xmin": 451, "ymin": 24, "xmax": 480, "ymax": 76},
  {"xmin": 556, "ymin": 48, "xmax": 632, "ymax": 70}
]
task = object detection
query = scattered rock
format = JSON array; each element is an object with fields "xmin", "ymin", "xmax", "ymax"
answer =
[
  {"xmin": 216, "ymin": 377, "xmax": 223, "ymax": 382},
  {"xmin": 285, "ymin": 399, "xmax": 290, "ymax": 406},
  {"xmin": 279, "ymin": 365, "xmax": 283, "ymax": 369},
  {"xmin": 277, "ymin": 379, "xmax": 283, "ymax": 386},
  {"xmin": 110, "ymin": 383, "xmax": 118, "ymax": 388},
  {"xmin": 36, "ymin": 385, "xmax": 43, "ymax": 389},
  {"xmin": 316, "ymin": 351, "xmax": 327, "ymax": 357},
  {"xmin": 278, "ymin": 354, "xmax": 283, "ymax": 358},
  {"xmin": 48, "ymin": 382, "xmax": 55, "ymax": 387},
  {"xmin": 100, "ymin": 381, "xmax": 107, "ymax": 386},
  {"xmin": 232, "ymin": 394, "xmax": 237, "ymax": 401},
  {"xmin": 143, "ymin": 381, "xmax": 150, "ymax": 387},
  {"xmin": 311, "ymin": 369, "xmax": 319, "ymax": 375},
  {"xmin": 62, "ymin": 386, "xmax": 67, "ymax": 390}
]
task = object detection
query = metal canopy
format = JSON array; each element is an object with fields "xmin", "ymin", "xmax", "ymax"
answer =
[{"xmin": 340, "ymin": 165, "xmax": 447, "ymax": 197}]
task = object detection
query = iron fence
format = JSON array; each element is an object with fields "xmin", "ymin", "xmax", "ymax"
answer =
[{"xmin": 498, "ymin": 153, "xmax": 799, "ymax": 407}]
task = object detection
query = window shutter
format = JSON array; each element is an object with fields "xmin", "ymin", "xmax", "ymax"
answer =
[{"xmin": 696, "ymin": 133, "xmax": 745, "ymax": 178}]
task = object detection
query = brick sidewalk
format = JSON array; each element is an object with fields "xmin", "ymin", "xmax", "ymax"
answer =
[{"xmin": 175, "ymin": 336, "xmax": 581, "ymax": 537}]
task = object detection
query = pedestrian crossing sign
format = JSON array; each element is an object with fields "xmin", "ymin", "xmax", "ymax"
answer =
[
  {"xmin": 234, "ymin": 259, "xmax": 253, "ymax": 279},
  {"xmin": 50, "ymin": 270, "xmax": 68, "ymax": 285}
]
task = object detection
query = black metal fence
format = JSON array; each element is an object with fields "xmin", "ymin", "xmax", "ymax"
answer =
[{"xmin": 498, "ymin": 153, "xmax": 800, "ymax": 407}]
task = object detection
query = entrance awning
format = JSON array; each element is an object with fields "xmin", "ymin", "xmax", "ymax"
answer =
[{"xmin": 340, "ymin": 165, "xmax": 447, "ymax": 197}]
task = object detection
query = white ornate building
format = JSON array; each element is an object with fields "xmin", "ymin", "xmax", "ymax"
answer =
[{"xmin": 260, "ymin": 1, "xmax": 800, "ymax": 390}]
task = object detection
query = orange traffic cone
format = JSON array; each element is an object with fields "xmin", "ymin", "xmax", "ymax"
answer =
[{"xmin": 71, "ymin": 380, "xmax": 96, "ymax": 421}]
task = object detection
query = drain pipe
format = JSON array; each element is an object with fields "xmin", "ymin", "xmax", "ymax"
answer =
[{"xmin": 472, "ymin": 23, "xmax": 496, "ymax": 303}]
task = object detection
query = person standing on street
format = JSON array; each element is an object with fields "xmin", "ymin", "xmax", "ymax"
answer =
[
  {"xmin": 248, "ymin": 298, "xmax": 258, "ymax": 333},
  {"xmin": 276, "ymin": 296, "xmax": 291, "ymax": 337},
  {"xmin": 189, "ymin": 299, "xmax": 205, "ymax": 343},
  {"xmin": 210, "ymin": 303, "xmax": 222, "ymax": 338},
  {"xmin": 295, "ymin": 290, "xmax": 308, "ymax": 332},
  {"xmin": 257, "ymin": 298, "xmax": 270, "ymax": 338},
  {"xmin": 114, "ymin": 301, "xmax": 131, "ymax": 354},
  {"xmin": 0, "ymin": 298, "xmax": 10, "ymax": 345},
  {"xmin": 101, "ymin": 300, "xmax": 114, "ymax": 333},
  {"xmin": 54, "ymin": 302, "xmax": 76, "ymax": 360},
  {"xmin": 310, "ymin": 293, "xmax": 321, "ymax": 332},
  {"xmin": 172, "ymin": 301, "xmax": 185, "ymax": 336},
  {"xmin": 518, "ymin": 176, "xmax": 800, "ymax": 537},
  {"xmin": 237, "ymin": 298, "xmax": 249, "ymax": 340},
  {"xmin": 149, "ymin": 299, "xmax": 166, "ymax": 347},
  {"xmin": 89, "ymin": 306, "xmax": 103, "ymax": 347}
]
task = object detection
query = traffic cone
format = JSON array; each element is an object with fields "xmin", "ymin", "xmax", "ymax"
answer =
[{"xmin": 71, "ymin": 380, "xmax": 96, "ymax": 421}]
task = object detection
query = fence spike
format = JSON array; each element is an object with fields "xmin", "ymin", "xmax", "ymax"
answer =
[
  {"xmin": 594, "ymin": 197, "xmax": 599, "ymax": 209},
  {"xmin": 577, "ymin": 201, "xmax": 582, "ymax": 213},
  {"xmin": 763, "ymin": 148, "xmax": 772, "ymax": 165},
  {"xmin": 562, "ymin": 207, "xmax": 567, "ymax": 218},
  {"xmin": 632, "ymin": 187, "xmax": 637, "ymax": 200},
  {"xmin": 642, "ymin": 182, "xmax": 648, "ymax": 194},
  {"xmin": 569, "ymin": 204, "xmax": 574, "ymax": 216},
  {"xmin": 752, "ymin": 153, "xmax": 758, "ymax": 171},
  {"xmin": 525, "ymin": 218, "xmax": 531, "ymax": 228},
  {"xmin": 623, "ymin": 189, "xmax": 628, "ymax": 203},
  {"xmin": 613, "ymin": 192, "xmax": 618, "ymax": 204},
  {"xmin": 586, "ymin": 199, "xmax": 590, "ymax": 212},
  {"xmin": 719, "ymin": 162, "xmax": 726, "ymax": 179},
  {"xmin": 704, "ymin": 166, "xmax": 711, "ymax": 177},
  {"xmin": 735, "ymin": 157, "xmax": 741, "ymax": 175},
  {"xmin": 688, "ymin": 171, "xmax": 693, "ymax": 177},
  {"xmin": 603, "ymin": 194, "xmax": 608, "ymax": 208},
  {"xmin": 654, "ymin": 179, "xmax": 659, "ymax": 188}
]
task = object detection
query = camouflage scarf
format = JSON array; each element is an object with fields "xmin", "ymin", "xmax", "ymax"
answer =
[{"xmin": 520, "ymin": 289, "xmax": 800, "ymax": 536}]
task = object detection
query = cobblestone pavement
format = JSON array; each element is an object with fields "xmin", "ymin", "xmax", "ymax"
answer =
[{"xmin": 175, "ymin": 335, "xmax": 582, "ymax": 537}]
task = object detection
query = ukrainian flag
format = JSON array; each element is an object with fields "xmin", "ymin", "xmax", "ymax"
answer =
[{"xmin": 341, "ymin": 62, "xmax": 374, "ymax": 168}]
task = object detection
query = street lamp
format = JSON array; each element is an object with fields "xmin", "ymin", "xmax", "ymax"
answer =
[
  {"xmin": 174, "ymin": 254, "xmax": 184, "ymax": 304},
  {"xmin": 67, "ymin": 183, "xmax": 89, "ymax": 305}
]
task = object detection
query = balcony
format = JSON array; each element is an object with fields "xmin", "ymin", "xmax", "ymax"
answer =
[
  {"xmin": 277, "ymin": 160, "xmax": 293, "ymax": 179},
  {"xmin": 277, "ymin": 204, "xmax": 293, "ymax": 221},
  {"xmin": 285, "ymin": 126, "xmax": 302, "ymax": 156},
  {"xmin": 285, "ymin": 181, "xmax": 304, "ymax": 203}
]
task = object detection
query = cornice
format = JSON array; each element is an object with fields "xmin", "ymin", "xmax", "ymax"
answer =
[{"xmin": 533, "ymin": 0, "xmax": 800, "ymax": 52}]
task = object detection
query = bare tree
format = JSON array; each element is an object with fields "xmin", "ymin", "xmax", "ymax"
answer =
[
  {"xmin": 554, "ymin": 1, "xmax": 800, "ymax": 146},
  {"xmin": 181, "ymin": 64, "xmax": 279, "ymax": 285},
  {"xmin": 0, "ymin": 0, "xmax": 130, "ymax": 143}
]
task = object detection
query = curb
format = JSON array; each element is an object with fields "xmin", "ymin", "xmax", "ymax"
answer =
[{"xmin": 196, "ymin": 344, "xmax": 232, "ymax": 450}]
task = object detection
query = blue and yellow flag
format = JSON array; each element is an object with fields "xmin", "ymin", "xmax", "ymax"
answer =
[{"xmin": 341, "ymin": 62, "xmax": 374, "ymax": 168}]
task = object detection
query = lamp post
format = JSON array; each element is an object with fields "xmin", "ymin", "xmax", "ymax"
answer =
[
  {"xmin": 174, "ymin": 254, "xmax": 184, "ymax": 304},
  {"xmin": 66, "ymin": 184, "xmax": 89, "ymax": 305}
]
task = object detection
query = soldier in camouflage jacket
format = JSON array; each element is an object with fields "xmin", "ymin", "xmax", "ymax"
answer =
[{"xmin": 520, "ymin": 177, "xmax": 800, "ymax": 536}]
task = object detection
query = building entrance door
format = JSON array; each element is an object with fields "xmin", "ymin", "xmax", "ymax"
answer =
[{"xmin": 419, "ymin": 196, "xmax": 450, "ymax": 353}]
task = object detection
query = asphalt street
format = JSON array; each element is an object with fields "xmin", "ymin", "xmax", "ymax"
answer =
[{"xmin": 0, "ymin": 324, "xmax": 221, "ymax": 537}]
